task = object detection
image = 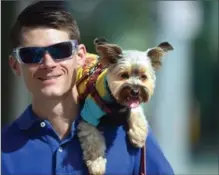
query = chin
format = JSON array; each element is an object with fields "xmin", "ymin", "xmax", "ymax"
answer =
[{"xmin": 38, "ymin": 88, "xmax": 67, "ymax": 99}]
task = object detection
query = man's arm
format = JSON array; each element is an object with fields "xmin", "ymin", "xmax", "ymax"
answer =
[{"xmin": 145, "ymin": 127, "xmax": 174, "ymax": 175}]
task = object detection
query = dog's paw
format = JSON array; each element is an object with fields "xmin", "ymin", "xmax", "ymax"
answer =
[
  {"xmin": 128, "ymin": 125, "xmax": 147, "ymax": 148},
  {"xmin": 87, "ymin": 157, "xmax": 107, "ymax": 175},
  {"xmin": 127, "ymin": 109, "xmax": 148, "ymax": 148}
]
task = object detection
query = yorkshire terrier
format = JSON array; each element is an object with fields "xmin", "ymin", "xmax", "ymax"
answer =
[{"xmin": 76, "ymin": 38, "xmax": 173, "ymax": 175}]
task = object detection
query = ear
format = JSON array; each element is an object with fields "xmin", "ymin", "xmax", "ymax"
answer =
[
  {"xmin": 147, "ymin": 41, "xmax": 173, "ymax": 70},
  {"xmin": 93, "ymin": 38, "xmax": 123, "ymax": 66},
  {"xmin": 9, "ymin": 55, "xmax": 21, "ymax": 76},
  {"xmin": 76, "ymin": 44, "xmax": 87, "ymax": 67}
]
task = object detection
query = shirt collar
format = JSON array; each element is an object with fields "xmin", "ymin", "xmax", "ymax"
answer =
[
  {"xmin": 16, "ymin": 104, "xmax": 42, "ymax": 130},
  {"xmin": 16, "ymin": 104, "xmax": 81, "ymax": 132}
]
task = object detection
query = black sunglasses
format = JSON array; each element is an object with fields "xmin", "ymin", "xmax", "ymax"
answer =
[{"xmin": 12, "ymin": 40, "xmax": 78, "ymax": 64}]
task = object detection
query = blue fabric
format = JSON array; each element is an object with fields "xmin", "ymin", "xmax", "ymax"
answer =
[
  {"xmin": 81, "ymin": 96, "xmax": 106, "ymax": 126},
  {"xmin": 80, "ymin": 75, "xmax": 113, "ymax": 126},
  {"xmin": 1, "ymin": 105, "xmax": 174, "ymax": 175}
]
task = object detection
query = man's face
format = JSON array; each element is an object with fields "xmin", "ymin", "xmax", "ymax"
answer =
[{"xmin": 10, "ymin": 28, "xmax": 86, "ymax": 100}]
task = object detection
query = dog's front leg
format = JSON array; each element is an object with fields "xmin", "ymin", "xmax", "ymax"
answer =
[
  {"xmin": 127, "ymin": 107, "xmax": 148, "ymax": 147},
  {"xmin": 77, "ymin": 121, "xmax": 107, "ymax": 175}
]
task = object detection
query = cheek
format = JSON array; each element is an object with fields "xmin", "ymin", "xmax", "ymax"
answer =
[
  {"xmin": 21, "ymin": 65, "xmax": 37, "ymax": 80},
  {"xmin": 61, "ymin": 59, "xmax": 77, "ymax": 73},
  {"xmin": 20, "ymin": 66, "xmax": 39, "ymax": 92},
  {"xmin": 144, "ymin": 79, "xmax": 155, "ymax": 96},
  {"xmin": 59, "ymin": 61, "xmax": 77, "ymax": 85}
]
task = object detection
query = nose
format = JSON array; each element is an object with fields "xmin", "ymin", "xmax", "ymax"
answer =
[
  {"xmin": 41, "ymin": 52, "xmax": 57, "ymax": 68},
  {"xmin": 131, "ymin": 89, "xmax": 139, "ymax": 96}
]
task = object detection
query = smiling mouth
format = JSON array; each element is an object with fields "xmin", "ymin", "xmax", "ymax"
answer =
[{"xmin": 38, "ymin": 75, "xmax": 61, "ymax": 81}]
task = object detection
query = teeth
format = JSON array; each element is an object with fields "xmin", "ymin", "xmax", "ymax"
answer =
[
  {"xmin": 39, "ymin": 75, "xmax": 60, "ymax": 80},
  {"xmin": 43, "ymin": 77, "xmax": 54, "ymax": 80}
]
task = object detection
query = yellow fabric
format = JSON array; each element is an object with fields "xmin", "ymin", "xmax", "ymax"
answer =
[
  {"xmin": 76, "ymin": 53, "xmax": 108, "ymax": 99},
  {"xmin": 76, "ymin": 53, "xmax": 112, "ymax": 126}
]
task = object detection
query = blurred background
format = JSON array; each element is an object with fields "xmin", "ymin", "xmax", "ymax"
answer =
[{"xmin": 1, "ymin": 0, "xmax": 218, "ymax": 174}]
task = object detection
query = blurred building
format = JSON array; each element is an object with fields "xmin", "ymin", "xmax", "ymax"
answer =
[{"xmin": 1, "ymin": 1, "xmax": 218, "ymax": 174}]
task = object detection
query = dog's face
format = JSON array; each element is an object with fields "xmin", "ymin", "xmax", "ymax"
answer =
[
  {"xmin": 106, "ymin": 51, "xmax": 155, "ymax": 108},
  {"xmin": 94, "ymin": 38, "xmax": 173, "ymax": 108}
]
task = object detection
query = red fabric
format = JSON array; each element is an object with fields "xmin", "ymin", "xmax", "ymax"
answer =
[{"xmin": 140, "ymin": 146, "xmax": 146, "ymax": 175}]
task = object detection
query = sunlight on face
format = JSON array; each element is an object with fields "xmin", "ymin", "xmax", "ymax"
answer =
[{"xmin": 17, "ymin": 28, "xmax": 83, "ymax": 100}]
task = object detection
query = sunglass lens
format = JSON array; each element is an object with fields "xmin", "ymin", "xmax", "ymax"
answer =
[
  {"xmin": 48, "ymin": 42, "xmax": 73, "ymax": 60},
  {"xmin": 19, "ymin": 47, "xmax": 44, "ymax": 64}
]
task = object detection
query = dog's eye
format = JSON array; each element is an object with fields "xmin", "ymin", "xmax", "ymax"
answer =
[
  {"xmin": 141, "ymin": 75, "xmax": 147, "ymax": 80},
  {"xmin": 121, "ymin": 73, "xmax": 129, "ymax": 79}
]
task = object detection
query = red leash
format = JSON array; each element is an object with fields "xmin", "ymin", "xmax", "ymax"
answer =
[{"xmin": 140, "ymin": 146, "xmax": 146, "ymax": 175}]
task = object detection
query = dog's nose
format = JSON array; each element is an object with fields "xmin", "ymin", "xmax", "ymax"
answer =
[{"xmin": 131, "ymin": 89, "xmax": 139, "ymax": 96}]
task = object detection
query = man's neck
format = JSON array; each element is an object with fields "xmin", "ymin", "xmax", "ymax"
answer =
[{"xmin": 32, "ymin": 87, "xmax": 79, "ymax": 140}]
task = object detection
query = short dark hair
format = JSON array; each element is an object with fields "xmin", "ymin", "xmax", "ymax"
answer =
[{"xmin": 10, "ymin": 1, "xmax": 80, "ymax": 48}]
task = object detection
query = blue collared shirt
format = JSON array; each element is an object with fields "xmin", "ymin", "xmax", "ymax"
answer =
[{"xmin": 1, "ymin": 105, "xmax": 174, "ymax": 175}]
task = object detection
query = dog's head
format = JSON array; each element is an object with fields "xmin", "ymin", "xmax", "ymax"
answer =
[{"xmin": 94, "ymin": 38, "xmax": 173, "ymax": 108}]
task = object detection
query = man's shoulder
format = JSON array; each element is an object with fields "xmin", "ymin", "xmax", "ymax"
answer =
[
  {"xmin": 146, "ymin": 128, "xmax": 175, "ymax": 174},
  {"xmin": 100, "ymin": 124, "xmax": 140, "ymax": 157},
  {"xmin": 2, "ymin": 105, "xmax": 34, "ymax": 142},
  {"xmin": 2, "ymin": 120, "xmax": 20, "ymax": 137},
  {"xmin": 101, "ymin": 124, "xmax": 138, "ymax": 150},
  {"xmin": 1, "ymin": 119, "xmax": 25, "ymax": 151},
  {"xmin": 99, "ymin": 124, "xmax": 142, "ymax": 174},
  {"xmin": 104, "ymin": 124, "xmax": 174, "ymax": 174}
]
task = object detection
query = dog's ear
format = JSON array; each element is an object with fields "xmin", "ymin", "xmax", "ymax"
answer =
[
  {"xmin": 94, "ymin": 38, "xmax": 123, "ymax": 66},
  {"xmin": 147, "ymin": 41, "xmax": 173, "ymax": 70}
]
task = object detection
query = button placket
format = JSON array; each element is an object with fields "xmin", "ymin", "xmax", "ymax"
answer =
[{"xmin": 55, "ymin": 145, "xmax": 67, "ymax": 174}]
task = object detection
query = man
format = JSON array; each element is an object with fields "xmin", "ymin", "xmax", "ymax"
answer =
[{"xmin": 1, "ymin": 1, "xmax": 174, "ymax": 175}]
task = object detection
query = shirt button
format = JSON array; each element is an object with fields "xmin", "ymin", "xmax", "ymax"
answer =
[
  {"xmin": 40, "ymin": 122, "xmax": 46, "ymax": 128},
  {"xmin": 58, "ymin": 147, "xmax": 63, "ymax": 152}
]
